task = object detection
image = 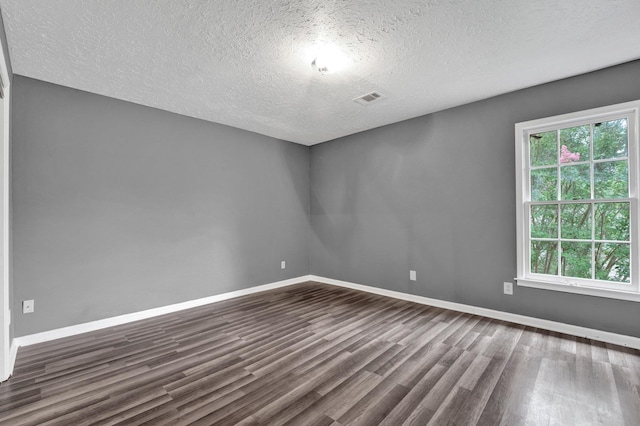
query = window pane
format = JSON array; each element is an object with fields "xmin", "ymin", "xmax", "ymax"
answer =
[
  {"xmin": 594, "ymin": 160, "xmax": 628, "ymax": 199},
  {"xmin": 561, "ymin": 242, "xmax": 591, "ymax": 279},
  {"xmin": 560, "ymin": 125, "xmax": 590, "ymax": 162},
  {"xmin": 531, "ymin": 168, "xmax": 557, "ymax": 201},
  {"xmin": 531, "ymin": 241, "xmax": 558, "ymax": 275},
  {"xmin": 595, "ymin": 202, "xmax": 630, "ymax": 241},
  {"xmin": 530, "ymin": 205, "xmax": 558, "ymax": 238},
  {"xmin": 593, "ymin": 119, "xmax": 627, "ymax": 160},
  {"xmin": 595, "ymin": 243, "xmax": 630, "ymax": 283},
  {"xmin": 561, "ymin": 164, "xmax": 590, "ymax": 200},
  {"xmin": 530, "ymin": 131, "xmax": 557, "ymax": 167},
  {"xmin": 561, "ymin": 204, "xmax": 591, "ymax": 240}
]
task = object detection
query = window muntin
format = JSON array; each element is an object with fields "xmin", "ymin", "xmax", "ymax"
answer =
[{"xmin": 516, "ymin": 102, "xmax": 639, "ymax": 300}]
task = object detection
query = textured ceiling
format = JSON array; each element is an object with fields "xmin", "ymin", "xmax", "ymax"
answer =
[{"xmin": 1, "ymin": 1, "xmax": 640, "ymax": 145}]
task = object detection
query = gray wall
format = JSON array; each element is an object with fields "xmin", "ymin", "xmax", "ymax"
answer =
[
  {"xmin": 310, "ymin": 60, "xmax": 640, "ymax": 337},
  {"xmin": 12, "ymin": 61, "xmax": 640, "ymax": 338},
  {"xmin": 12, "ymin": 76, "xmax": 310, "ymax": 336}
]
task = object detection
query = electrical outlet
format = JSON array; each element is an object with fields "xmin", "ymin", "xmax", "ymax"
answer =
[
  {"xmin": 22, "ymin": 300, "xmax": 34, "ymax": 314},
  {"xmin": 410, "ymin": 270, "xmax": 417, "ymax": 281},
  {"xmin": 281, "ymin": 261, "xmax": 286, "ymax": 270},
  {"xmin": 503, "ymin": 282, "xmax": 513, "ymax": 295}
]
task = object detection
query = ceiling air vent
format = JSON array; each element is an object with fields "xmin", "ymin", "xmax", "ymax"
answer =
[{"xmin": 353, "ymin": 91, "xmax": 385, "ymax": 106}]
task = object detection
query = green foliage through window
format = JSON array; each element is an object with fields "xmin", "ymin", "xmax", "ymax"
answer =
[{"xmin": 528, "ymin": 118, "xmax": 631, "ymax": 284}]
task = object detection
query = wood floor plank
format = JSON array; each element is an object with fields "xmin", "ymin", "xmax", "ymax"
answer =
[
  {"xmin": 478, "ymin": 345, "xmax": 542, "ymax": 425},
  {"xmin": 0, "ymin": 281, "xmax": 637, "ymax": 425}
]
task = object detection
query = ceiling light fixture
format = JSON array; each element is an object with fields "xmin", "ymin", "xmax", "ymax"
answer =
[
  {"xmin": 308, "ymin": 42, "xmax": 349, "ymax": 75},
  {"xmin": 311, "ymin": 57, "xmax": 329, "ymax": 74}
]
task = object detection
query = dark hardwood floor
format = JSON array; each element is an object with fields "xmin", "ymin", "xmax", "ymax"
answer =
[{"xmin": 0, "ymin": 282, "xmax": 639, "ymax": 425}]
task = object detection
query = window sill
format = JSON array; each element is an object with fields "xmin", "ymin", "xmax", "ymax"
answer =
[{"xmin": 516, "ymin": 278, "xmax": 640, "ymax": 302}]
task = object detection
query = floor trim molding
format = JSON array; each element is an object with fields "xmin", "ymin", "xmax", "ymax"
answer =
[
  {"xmin": 310, "ymin": 275, "xmax": 640, "ymax": 350},
  {"xmin": 13, "ymin": 275, "xmax": 312, "ymax": 349},
  {"xmin": 10, "ymin": 273, "xmax": 640, "ymax": 375},
  {"xmin": 0, "ymin": 342, "xmax": 16, "ymax": 382},
  {"xmin": 5, "ymin": 341, "xmax": 17, "ymax": 379}
]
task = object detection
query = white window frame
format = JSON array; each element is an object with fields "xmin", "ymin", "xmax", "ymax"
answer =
[
  {"xmin": 0, "ymin": 60, "xmax": 9, "ymax": 381},
  {"xmin": 515, "ymin": 100, "xmax": 640, "ymax": 302}
]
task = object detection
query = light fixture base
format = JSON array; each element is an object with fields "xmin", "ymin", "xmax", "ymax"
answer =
[{"xmin": 311, "ymin": 58, "xmax": 329, "ymax": 75}]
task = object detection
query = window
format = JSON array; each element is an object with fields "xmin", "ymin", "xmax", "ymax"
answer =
[{"xmin": 515, "ymin": 101, "xmax": 640, "ymax": 301}]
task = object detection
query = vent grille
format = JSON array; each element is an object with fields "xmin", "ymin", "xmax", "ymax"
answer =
[{"xmin": 353, "ymin": 91, "xmax": 385, "ymax": 106}]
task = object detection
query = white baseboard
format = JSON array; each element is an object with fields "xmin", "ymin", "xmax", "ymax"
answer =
[
  {"xmin": 10, "ymin": 273, "xmax": 640, "ymax": 380},
  {"xmin": 309, "ymin": 275, "xmax": 640, "ymax": 350},
  {"xmin": 13, "ymin": 275, "xmax": 312, "ymax": 349},
  {"xmin": 0, "ymin": 341, "xmax": 18, "ymax": 382},
  {"xmin": 8, "ymin": 341, "xmax": 17, "ymax": 376},
  {"xmin": 0, "ymin": 342, "xmax": 16, "ymax": 382}
]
